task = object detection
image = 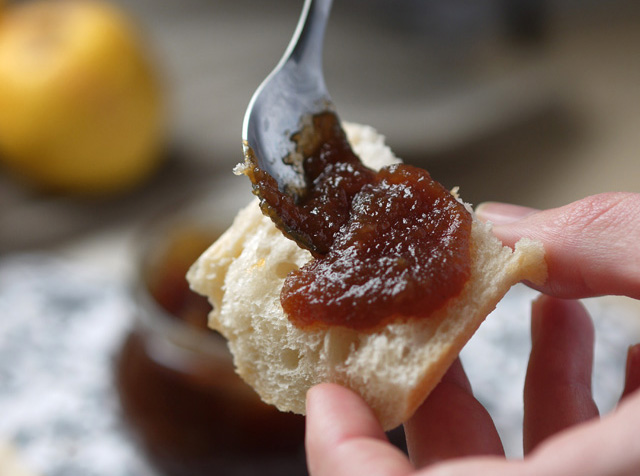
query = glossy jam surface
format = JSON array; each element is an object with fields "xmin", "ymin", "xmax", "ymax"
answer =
[
  {"xmin": 244, "ymin": 113, "xmax": 373, "ymax": 256},
  {"xmin": 246, "ymin": 113, "xmax": 472, "ymax": 331}
]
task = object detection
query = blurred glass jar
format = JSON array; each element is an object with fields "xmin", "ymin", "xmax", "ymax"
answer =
[{"xmin": 114, "ymin": 187, "xmax": 307, "ymax": 476}]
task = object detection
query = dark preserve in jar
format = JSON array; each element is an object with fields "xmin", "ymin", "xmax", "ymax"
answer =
[{"xmin": 114, "ymin": 224, "xmax": 307, "ymax": 476}]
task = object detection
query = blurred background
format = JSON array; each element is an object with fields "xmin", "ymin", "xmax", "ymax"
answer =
[{"xmin": 1, "ymin": 0, "xmax": 639, "ymax": 474}]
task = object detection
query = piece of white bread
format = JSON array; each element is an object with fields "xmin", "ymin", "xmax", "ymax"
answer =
[{"xmin": 187, "ymin": 122, "xmax": 547, "ymax": 430}]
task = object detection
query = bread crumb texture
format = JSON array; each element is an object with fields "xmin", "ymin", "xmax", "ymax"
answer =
[{"xmin": 187, "ymin": 123, "xmax": 546, "ymax": 430}]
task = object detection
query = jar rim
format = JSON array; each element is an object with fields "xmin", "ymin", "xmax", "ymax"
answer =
[{"xmin": 131, "ymin": 181, "xmax": 249, "ymax": 362}]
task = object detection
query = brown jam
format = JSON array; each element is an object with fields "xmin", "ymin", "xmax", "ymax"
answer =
[
  {"xmin": 244, "ymin": 113, "xmax": 374, "ymax": 257},
  {"xmin": 246, "ymin": 112, "xmax": 472, "ymax": 331}
]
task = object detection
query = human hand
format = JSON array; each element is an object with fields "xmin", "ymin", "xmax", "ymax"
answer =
[
  {"xmin": 305, "ymin": 192, "xmax": 640, "ymax": 476},
  {"xmin": 477, "ymin": 192, "xmax": 640, "ymax": 300}
]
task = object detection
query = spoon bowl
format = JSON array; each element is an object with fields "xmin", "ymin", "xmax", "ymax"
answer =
[{"xmin": 242, "ymin": 0, "xmax": 339, "ymax": 201}]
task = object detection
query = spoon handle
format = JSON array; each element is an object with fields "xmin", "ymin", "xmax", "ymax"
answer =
[
  {"xmin": 287, "ymin": 0, "xmax": 333, "ymax": 71},
  {"xmin": 242, "ymin": 0, "xmax": 337, "ymax": 197}
]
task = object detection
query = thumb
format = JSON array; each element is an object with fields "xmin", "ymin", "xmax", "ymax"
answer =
[{"xmin": 476, "ymin": 192, "xmax": 640, "ymax": 300}]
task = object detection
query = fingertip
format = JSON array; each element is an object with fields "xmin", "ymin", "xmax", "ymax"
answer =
[
  {"xmin": 475, "ymin": 202, "xmax": 538, "ymax": 225},
  {"xmin": 306, "ymin": 382, "xmax": 336, "ymax": 409},
  {"xmin": 529, "ymin": 295, "xmax": 595, "ymax": 384},
  {"xmin": 475, "ymin": 202, "xmax": 541, "ymax": 253},
  {"xmin": 530, "ymin": 295, "xmax": 594, "ymax": 345},
  {"xmin": 305, "ymin": 382, "xmax": 387, "ymax": 449},
  {"xmin": 481, "ymin": 194, "xmax": 640, "ymax": 301},
  {"xmin": 306, "ymin": 383, "xmax": 361, "ymax": 436},
  {"xmin": 305, "ymin": 383, "xmax": 413, "ymax": 476}
]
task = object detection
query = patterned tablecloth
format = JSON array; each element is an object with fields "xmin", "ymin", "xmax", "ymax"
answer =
[
  {"xmin": 0, "ymin": 255, "xmax": 155, "ymax": 476},
  {"xmin": 1, "ymin": 253, "xmax": 639, "ymax": 474}
]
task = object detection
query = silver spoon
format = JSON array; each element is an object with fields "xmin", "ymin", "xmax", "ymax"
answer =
[{"xmin": 241, "ymin": 0, "xmax": 340, "ymax": 201}]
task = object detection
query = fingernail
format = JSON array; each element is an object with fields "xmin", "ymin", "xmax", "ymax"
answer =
[{"xmin": 476, "ymin": 202, "xmax": 538, "ymax": 225}]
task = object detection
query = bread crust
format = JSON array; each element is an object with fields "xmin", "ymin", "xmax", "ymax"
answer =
[{"xmin": 188, "ymin": 123, "xmax": 546, "ymax": 430}]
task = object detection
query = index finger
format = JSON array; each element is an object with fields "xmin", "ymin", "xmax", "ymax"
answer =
[{"xmin": 476, "ymin": 192, "xmax": 640, "ymax": 300}]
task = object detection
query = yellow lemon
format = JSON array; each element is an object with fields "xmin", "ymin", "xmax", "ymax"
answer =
[{"xmin": 0, "ymin": 0, "xmax": 165, "ymax": 195}]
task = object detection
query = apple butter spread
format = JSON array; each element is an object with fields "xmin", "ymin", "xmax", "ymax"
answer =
[{"xmin": 243, "ymin": 113, "xmax": 472, "ymax": 330}]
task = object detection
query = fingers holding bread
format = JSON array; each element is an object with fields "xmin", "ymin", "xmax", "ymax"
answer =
[
  {"xmin": 188, "ymin": 123, "xmax": 546, "ymax": 430},
  {"xmin": 477, "ymin": 193, "xmax": 640, "ymax": 300}
]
